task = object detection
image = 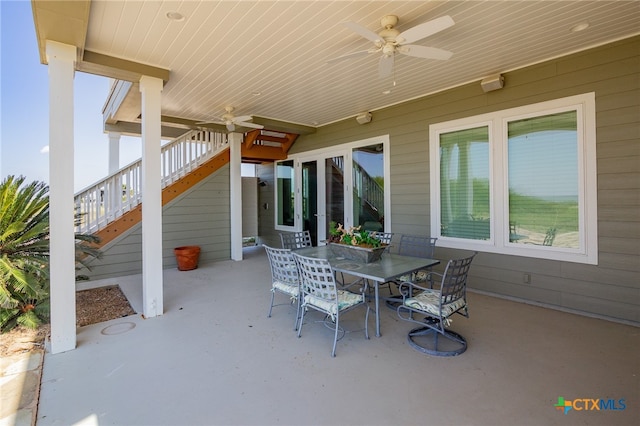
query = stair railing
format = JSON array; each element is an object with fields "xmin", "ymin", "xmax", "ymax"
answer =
[
  {"xmin": 329, "ymin": 157, "xmax": 385, "ymax": 219},
  {"xmin": 75, "ymin": 129, "xmax": 229, "ymax": 234}
]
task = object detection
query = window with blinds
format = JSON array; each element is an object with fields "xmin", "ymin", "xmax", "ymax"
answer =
[
  {"xmin": 430, "ymin": 93, "xmax": 597, "ymax": 264},
  {"xmin": 439, "ymin": 126, "xmax": 490, "ymax": 240}
]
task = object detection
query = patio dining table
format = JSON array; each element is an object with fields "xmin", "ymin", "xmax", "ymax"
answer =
[{"xmin": 295, "ymin": 245, "xmax": 440, "ymax": 337}]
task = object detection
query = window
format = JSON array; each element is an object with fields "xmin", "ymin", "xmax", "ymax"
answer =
[
  {"xmin": 430, "ymin": 93, "xmax": 597, "ymax": 264},
  {"xmin": 353, "ymin": 144, "xmax": 385, "ymax": 232}
]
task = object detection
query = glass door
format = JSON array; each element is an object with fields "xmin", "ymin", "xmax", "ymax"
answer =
[
  {"xmin": 324, "ymin": 156, "xmax": 346, "ymax": 243},
  {"xmin": 277, "ymin": 136, "xmax": 390, "ymax": 244},
  {"xmin": 299, "ymin": 154, "xmax": 346, "ymax": 245},
  {"xmin": 301, "ymin": 160, "xmax": 318, "ymax": 245}
]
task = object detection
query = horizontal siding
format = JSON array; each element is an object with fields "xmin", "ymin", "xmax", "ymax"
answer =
[
  {"xmin": 261, "ymin": 36, "xmax": 640, "ymax": 323},
  {"xmin": 82, "ymin": 165, "xmax": 231, "ymax": 281}
]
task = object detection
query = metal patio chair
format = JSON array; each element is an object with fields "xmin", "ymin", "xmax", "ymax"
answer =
[
  {"xmin": 264, "ymin": 245, "xmax": 302, "ymax": 330},
  {"xmin": 293, "ymin": 253, "xmax": 370, "ymax": 357},
  {"xmin": 279, "ymin": 231, "xmax": 313, "ymax": 250},
  {"xmin": 383, "ymin": 235, "xmax": 437, "ymax": 308},
  {"xmin": 396, "ymin": 252, "xmax": 476, "ymax": 356}
]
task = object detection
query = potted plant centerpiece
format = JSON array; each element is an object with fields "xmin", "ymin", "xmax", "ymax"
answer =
[{"xmin": 328, "ymin": 222, "xmax": 388, "ymax": 263}]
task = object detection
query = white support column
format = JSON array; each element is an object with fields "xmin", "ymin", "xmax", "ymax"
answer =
[
  {"xmin": 108, "ymin": 132, "xmax": 121, "ymax": 174},
  {"xmin": 229, "ymin": 132, "xmax": 243, "ymax": 260},
  {"xmin": 46, "ymin": 41, "xmax": 76, "ymax": 354},
  {"xmin": 139, "ymin": 76, "xmax": 164, "ymax": 317},
  {"xmin": 108, "ymin": 132, "xmax": 121, "ymax": 220}
]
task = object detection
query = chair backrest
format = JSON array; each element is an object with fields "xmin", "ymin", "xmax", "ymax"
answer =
[
  {"xmin": 280, "ymin": 231, "xmax": 313, "ymax": 250},
  {"xmin": 438, "ymin": 253, "xmax": 476, "ymax": 306},
  {"xmin": 293, "ymin": 253, "xmax": 337, "ymax": 301},
  {"xmin": 398, "ymin": 235, "xmax": 437, "ymax": 258},
  {"xmin": 543, "ymin": 227, "xmax": 557, "ymax": 246},
  {"xmin": 373, "ymin": 232, "xmax": 393, "ymax": 245},
  {"xmin": 264, "ymin": 245, "xmax": 299, "ymax": 285}
]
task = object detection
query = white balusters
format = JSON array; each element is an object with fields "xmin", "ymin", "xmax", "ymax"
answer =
[{"xmin": 75, "ymin": 130, "xmax": 229, "ymax": 234}]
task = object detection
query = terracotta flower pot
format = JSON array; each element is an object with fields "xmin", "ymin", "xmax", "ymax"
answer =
[{"xmin": 174, "ymin": 246, "xmax": 201, "ymax": 271}]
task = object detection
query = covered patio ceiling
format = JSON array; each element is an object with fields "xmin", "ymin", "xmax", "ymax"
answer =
[{"xmin": 32, "ymin": 1, "xmax": 640, "ymax": 133}]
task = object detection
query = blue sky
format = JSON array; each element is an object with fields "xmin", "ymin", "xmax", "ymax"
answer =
[{"xmin": 1, "ymin": 1, "xmax": 142, "ymax": 191}]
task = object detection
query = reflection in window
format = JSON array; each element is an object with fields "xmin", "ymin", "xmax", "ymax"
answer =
[
  {"xmin": 439, "ymin": 127, "xmax": 490, "ymax": 240},
  {"xmin": 353, "ymin": 144, "xmax": 385, "ymax": 232},
  {"xmin": 325, "ymin": 157, "xmax": 345, "ymax": 239},
  {"xmin": 276, "ymin": 160, "xmax": 295, "ymax": 227},
  {"xmin": 508, "ymin": 111, "xmax": 578, "ymax": 248}
]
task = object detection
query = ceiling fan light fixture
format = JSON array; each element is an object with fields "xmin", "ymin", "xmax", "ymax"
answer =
[{"xmin": 328, "ymin": 14, "xmax": 454, "ymax": 79}]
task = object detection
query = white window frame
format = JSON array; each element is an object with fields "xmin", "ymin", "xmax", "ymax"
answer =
[
  {"xmin": 274, "ymin": 159, "xmax": 297, "ymax": 232},
  {"xmin": 430, "ymin": 93, "xmax": 598, "ymax": 264}
]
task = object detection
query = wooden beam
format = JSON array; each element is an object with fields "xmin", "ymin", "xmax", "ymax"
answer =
[
  {"xmin": 244, "ymin": 129, "xmax": 260, "ymax": 149},
  {"xmin": 251, "ymin": 117, "xmax": 316, "ymax": 135},
  {"xmin": 78, "ymin": 50, "xmax": 170, "ymax": 83},
  {"xmin": 241, "ymin": 144, "xmax": 289, "ymax": 161}
]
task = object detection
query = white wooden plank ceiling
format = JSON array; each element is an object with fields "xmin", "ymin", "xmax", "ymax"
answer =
[{"xmin": 85, "ymin": 1, "xmax": 640, "ymax": 127}]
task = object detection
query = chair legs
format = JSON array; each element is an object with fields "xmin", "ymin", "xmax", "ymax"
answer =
[
  {"xmin": 268, "ymin": 291, "xmax": 301, "ymax": 331},
  {"xmin": 407, "ymin": 325, "xmax": 467, "ymax": 356},
  {"xmin": 297, "ymin": 305, "xmax": 370, "ymax": 357}
]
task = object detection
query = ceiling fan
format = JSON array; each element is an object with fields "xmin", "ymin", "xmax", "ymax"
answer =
[
  {"xmin": 197, "ymin": 106, "xmax": 264, "ymax": 131},
  {"xmin": 327, "ymin": 15, "xmax": 454, "ymax": 78}
]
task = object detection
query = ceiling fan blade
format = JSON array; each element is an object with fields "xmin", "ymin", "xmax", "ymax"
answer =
[
  {"xmin": 326, "ymin": 49, "xmax": 374, "ymax": 64},
  {"xmin": 233, "ymin": 115, "xmax": 253, "ymax": 123},
  {"xmin": 396, "ymin": 15, "xmax": 454, "ymax": 44},
  {"xmin": 378, "ymin": 54, "xmax": 394, "ymax": 78},
  {"xmin": 236, "ymin": 121, "xmax": 264, "ymax": 130},
  {"xmin": 399, "ymin": 45, "xmax": 453, "ymax": 60},
  {"xmin": 195, "ymin": 119, "xmax": 224, "ymax": 125},
  {"xmin": 342, "ymin": 21, "xmax": 382, "ymax": 43}
]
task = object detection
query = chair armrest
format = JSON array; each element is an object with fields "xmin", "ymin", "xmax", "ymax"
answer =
[{"xmin": 397, "ymin": 280, "xmax": 430, "ymax": 301}]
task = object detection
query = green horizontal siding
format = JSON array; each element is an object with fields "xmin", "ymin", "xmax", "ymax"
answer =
[{"xmin": 259, "ymin": 36, "xmax": 640, "ymax": 323}]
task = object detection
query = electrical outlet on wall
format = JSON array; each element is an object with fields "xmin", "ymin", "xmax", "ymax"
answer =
[{"xmin": 523, "ymin": 273, "xmax": 531, "ymax": 284}]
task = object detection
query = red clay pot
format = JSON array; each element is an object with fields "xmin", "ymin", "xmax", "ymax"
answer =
[{"xmin": 174, "ymin": 246, "xmax": 201, "ymax": 271}]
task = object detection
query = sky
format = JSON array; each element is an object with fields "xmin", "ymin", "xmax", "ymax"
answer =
[{"xmin": 1, "ymin": 1, "xmax": 143, "ymax": 192}]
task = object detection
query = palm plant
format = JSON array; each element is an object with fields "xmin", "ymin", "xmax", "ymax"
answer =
[{"xmin": 0, "ymin": 175, "xmax": 102, "ymax": 332}]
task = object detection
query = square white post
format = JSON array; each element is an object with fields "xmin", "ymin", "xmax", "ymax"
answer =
[
  {"xmin": 229, "ymin": 132, "xmax": 243, "ymax": 260},
  {"xmin": 108, "ymin": 131, "xmax": 121, "ymax": 174},
  {"xmin": 139, "ymin": 76, "xmax": 163, "ymax": 317},
  {"xmin": 46, "ymin": 41, "xmax": 76, "ymax": 353}
]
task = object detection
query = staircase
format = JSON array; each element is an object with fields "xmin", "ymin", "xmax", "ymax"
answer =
[
  {"xmin": 329, "ymin": 157, "xmax": 385, "ymax": 225},
  {"xmin": 75, "ymin": 129, "xmax": 230, "ymax": 246},
  {"xmin": 75, "ymin": 128, "xmax": 300, "ymax": 247}
]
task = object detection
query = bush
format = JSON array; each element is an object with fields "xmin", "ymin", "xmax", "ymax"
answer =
[{"xmin": 0, "ymin": 175, "xmax": 101, "ymax": 332}]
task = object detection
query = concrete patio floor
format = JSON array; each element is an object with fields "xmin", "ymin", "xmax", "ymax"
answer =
[{"xmin": 37, "ymin": 246, "xmax": 638, "ymax": 425}]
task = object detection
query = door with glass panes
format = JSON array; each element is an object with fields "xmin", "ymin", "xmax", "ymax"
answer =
[
  {"xmin": 299, "ymin": 155, "xmax": 346, "ymax": 246},
  {"xmin": 275, "ymin": 138, "xmax": 389, "ymax": 245}
]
